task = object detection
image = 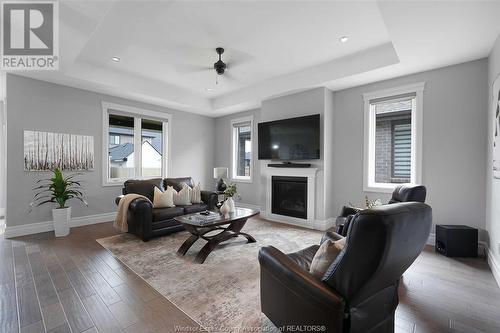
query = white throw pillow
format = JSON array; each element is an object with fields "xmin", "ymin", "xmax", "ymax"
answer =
[
  {"xmin": 153, "ymin": 186, "xmax": 175, "ymax": 208},
  {"xmin": 190, "ymin": 182, "xmax": 202, "ymax": 204},
  {"xmin": 309, "ymin": 237, "xmax": 346, "ymax": 279},
  {"xmin": 180, "ymin": 182, "xmax": 192, "ymax": 201},
  {"xmin": 172, "ymin": 186, "xmax": 192, "ymax": 206},
  {"xmin": 181, "ymin": 182, "xmax": 203, "ymax": 204}
]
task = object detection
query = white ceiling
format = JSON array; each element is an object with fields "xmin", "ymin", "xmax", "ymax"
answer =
[{"xmin": 14, "ymin": 0, "xmax": 500, "ymax": 117}]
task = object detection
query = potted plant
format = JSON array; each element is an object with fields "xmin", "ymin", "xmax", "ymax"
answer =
[
  {"xmin": 220, "ymin": 183, "xmax": 237, "ymax": 214},
  {"xmin": 29, "ymin": 168, "xmax": 87, "ymax": 237}
]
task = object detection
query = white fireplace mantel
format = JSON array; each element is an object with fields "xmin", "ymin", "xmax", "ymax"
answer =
[{"xmin": 261, "ymin": 166, "xmax": 319, "ymax": 229}]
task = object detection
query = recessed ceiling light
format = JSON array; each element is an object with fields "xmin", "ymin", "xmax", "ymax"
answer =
[
  {"xmin": 205, "ymin": 88, "xmax": 213, "ymax": 92},
  {"xmin": 339, "ymin": 36, "xmax": 349, "ymax": 43},
  {"xmin": 111, "ymin": 57, "xmax": 120, "ymax": 62}
]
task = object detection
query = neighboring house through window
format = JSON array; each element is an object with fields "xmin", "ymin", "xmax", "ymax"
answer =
[
  {"xmin": 102, "ymin": 102, "xmax": 171, "ymax": 186},
  {"xmin": 109, "ymin": 135, "xmax": 120, "ymax": 145},
  {"xmin": 231, "ymin": 116, "xmax": 253, "ymax": 182},
  {"xmin": 363, "ymin": 83, "xmax": 424, "ymax": 192}
]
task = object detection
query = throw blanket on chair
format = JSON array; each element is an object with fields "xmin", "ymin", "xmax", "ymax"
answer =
[{"xmin": 114, "ymin": 194, "xmax": 152, "ymax": 232}]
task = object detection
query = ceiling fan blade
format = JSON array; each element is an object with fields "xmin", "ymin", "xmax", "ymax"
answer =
[
  {"xmin": 174, "ymin": 64, "xmax": 212, "ymax": 74},
  {"xmin": 224, "ymin": 48, "xmax": 254, "ymax": 68},
  {"xmin": 223, "ymin": 71, "xmax": 239, "ymax": 82}
]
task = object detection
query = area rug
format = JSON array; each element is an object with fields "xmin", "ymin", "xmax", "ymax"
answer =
[{"xmin": 97, "ymin": 217, "xmax": 322, "ymax": 332}]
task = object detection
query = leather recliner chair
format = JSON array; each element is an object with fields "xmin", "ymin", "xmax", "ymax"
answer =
[
  {"xmin": 258, "ymin": 202, "xmax": 432, "ymax": 333},
  {"xmin": 337, "ymin": 184, "xmax": 427, "ymax": 236},
  {"xmin": 115, "ymin": 177, "xmax": 218, "ymax": 241}
]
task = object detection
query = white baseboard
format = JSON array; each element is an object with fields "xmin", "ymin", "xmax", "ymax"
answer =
[
  {"xmin": 427, "ymin": 232, "xmax": 435, "ymax": 246},
  {"xmin": 313, "ymin": 217, "xmax": 336, "ymax": 231},
  {"xmin": 259, "ymin": 210, "xmax": 335, "ymax": 232},
  {"xmin": 235, "ymin": 202, "xmax": 261, "ymax": 211},
  {"xmin": 485, "ymin": 244, "xmax": 500, "ymax": 288},
  {"xmin": 4, "ymin": 212, "xmax": 116, "ymax": 238}
]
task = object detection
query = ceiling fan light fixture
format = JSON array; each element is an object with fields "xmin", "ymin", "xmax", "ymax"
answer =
[{"xmin": 339, "ymin": 36, "xmax": 349, "ymax": 43}]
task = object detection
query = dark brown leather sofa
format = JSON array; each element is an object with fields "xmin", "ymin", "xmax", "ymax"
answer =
[
  {"xmin": 115, "ymin": 177, "xmax": 217, "ymax": 241},
  {"xmin": 259, "ymin": 201, "xmax": 432, "ymax": 332}
]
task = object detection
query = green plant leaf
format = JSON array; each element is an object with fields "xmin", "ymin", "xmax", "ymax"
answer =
[
  {"xmin": 36, "ymin": 199, "xmax": 55, "ymax": 207},
  {"xmin": 28, "ymin": 168, "xmax": 87, "ymax": 213}
]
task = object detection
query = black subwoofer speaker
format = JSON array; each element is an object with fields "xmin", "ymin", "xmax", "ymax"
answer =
[{"xmin": 435, "ymin": 225, "xmax": 478, "ymax": 257}]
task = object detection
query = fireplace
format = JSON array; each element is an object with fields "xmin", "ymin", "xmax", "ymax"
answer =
[{"xmin": 272, "ymin": 176, "xmax": 307, "ymax": 219}]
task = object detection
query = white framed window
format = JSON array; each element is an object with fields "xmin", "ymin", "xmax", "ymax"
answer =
[
  {"xmin": 102, "ymin": 102, "xmax": 172, "ymax": 186},
  {"xmin": 363, "ymin": 82, "xmax": 425, "ymax": 193},
  {"xmin": 231, "ymin": 115, "xmax": 253, "ymax": 182},
  {"xmin": 109, "ymin": 135, "xmax": 120, "ymax": 145}
]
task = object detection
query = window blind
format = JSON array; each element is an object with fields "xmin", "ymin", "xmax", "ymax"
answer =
[{"xmin": 393, "ymin": 123, "xmax": 411, "ymax": 178}]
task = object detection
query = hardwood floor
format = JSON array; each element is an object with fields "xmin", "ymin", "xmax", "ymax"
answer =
[
  {"xmin": 0, "ymin": 222, "xmax": 203, "ymax": 333},
  {"xmin": 396, "ymin": 247, "xmax": 500, "ymax": 333},
  {"xmin": 1, "ymin": 221, "xmax": 500, "ymax": 333}
]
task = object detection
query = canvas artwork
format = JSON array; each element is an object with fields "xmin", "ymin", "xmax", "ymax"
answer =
[
  {"xmin": 493, "ymin": 76, "xmax": 500, "ymax": 179},
  {"xmin": 24, "ymin": 130, "xmax": 94, "ymax": 171}
]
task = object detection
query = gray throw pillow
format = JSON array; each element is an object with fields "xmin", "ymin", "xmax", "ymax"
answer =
[{"xmin": 309, "ymin": 237, "xmax": 346, "ymax": 279}]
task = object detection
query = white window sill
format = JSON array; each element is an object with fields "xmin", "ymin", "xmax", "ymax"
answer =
[
  {"xmin": 102, "ymin": 180, "xmax": 126, "ymax": 187},
  {"xmin": 231, "ymin": 177, "xmax": 253, "ymax": 184}
]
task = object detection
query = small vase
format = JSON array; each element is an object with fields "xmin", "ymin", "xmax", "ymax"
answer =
[
  {"xmin": 52, "ymin": 206, "xmax": 71, "ymax": 237},
  {"xmin": 220, "ymin": 200, "xmax": 230, "ymax": 215},
  {"xmin": 226, "ymin": 197, "xmax": 236, "ymax": 213}
]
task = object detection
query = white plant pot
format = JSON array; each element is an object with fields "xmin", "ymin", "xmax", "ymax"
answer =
[
  {"xmin": 220, "ymin": 197, "xmax": 236, "ymax": 215},
  {"xmin": 52, "ymin": 207, "xmax": 71, "ymax": 237},
  {"xmin": 226, "ymin": 197, "xmax": 236, "ymax": 213},
  {"xmin": 220, "ymin": 200, "xmax": 230, "ymax": 215}
]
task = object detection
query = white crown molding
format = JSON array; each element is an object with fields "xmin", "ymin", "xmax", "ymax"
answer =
[
  {"xmin": 12, "ymin": 43, "xmax": 399, "ymax": 117},
  {"xmin": 362, "ymin": 81, "xmax": 426, "ymax": 101},
  {"xmin": 212, "ymin": 43, "xmax": 399, "ymax": 113},
  {"xmin": 4, "ymin": 212, "xmax": 116, "ymax": 238},
  {"xmin": 11, "ymin": 71, "xmax": 212, "ymax": 116}
]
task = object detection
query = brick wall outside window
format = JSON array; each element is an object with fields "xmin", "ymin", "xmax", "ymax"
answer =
[{"xmin": 375, "ymin": 112, "xmax": 411, "ymax": 183}]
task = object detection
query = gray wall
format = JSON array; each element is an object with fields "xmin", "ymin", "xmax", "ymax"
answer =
[
  {"xmin": 214, "ymin": 88, "xmax": 332, "ymax": 221},
  {"xmin": 332, "ymin": 59, "xmax": 488, "ymax": 235},
  {"xmin": 0, "ymin": 73, "xmax": 6, "ymax": 215},
  {"xmin": 486, "ymin": 34, "xmax": 500, "ymax": 264},
  {"xmin": 214, "ymin": 60, "xmax": 488, "ymax": 235},
  {"xmin": 261, "ymin": 88, "xmax": 328, "ymax": 221},
  {"xmin": 214, "ymin": 109, "xmax": 261, "ymax": 206},
  {"xmin": 5, "ymin": 74, "xmax": 215, "ymax": 227},
  {"xmin": 6, "ymin": 59, "xmax": 489, "ymax": 237}
]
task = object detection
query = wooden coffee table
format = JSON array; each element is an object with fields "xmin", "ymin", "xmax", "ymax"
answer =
[{"xmin": 174, "ymin": 208, "xmax": 259, "ymax": 263}]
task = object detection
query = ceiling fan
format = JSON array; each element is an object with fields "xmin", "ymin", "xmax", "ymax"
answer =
[
  {"xmin": 174, "ymin": 46, "xmax": 253, "ymax": 84},
  {"xmin": 213, "ymin": 47, "xmax": 227, "ymax": 75}
]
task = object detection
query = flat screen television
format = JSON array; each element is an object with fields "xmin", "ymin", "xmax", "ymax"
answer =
[{"xmin": 258, "ymin": 114, "xmax": 320, "ymax": 160}]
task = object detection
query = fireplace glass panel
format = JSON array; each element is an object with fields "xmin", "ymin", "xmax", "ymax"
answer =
[{"xmin": 272, "ymin": 176, "xmax": 307, "ymax": 219}]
